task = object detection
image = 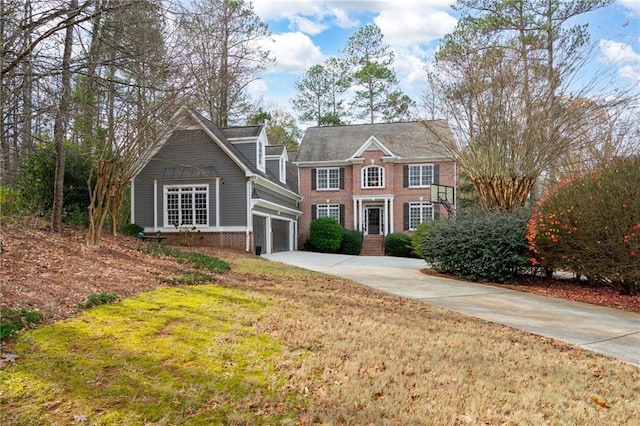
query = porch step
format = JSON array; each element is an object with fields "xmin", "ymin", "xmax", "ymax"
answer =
[{"xmin": 361, "ymin": 235, "xmax": 385, "ymax": 256}]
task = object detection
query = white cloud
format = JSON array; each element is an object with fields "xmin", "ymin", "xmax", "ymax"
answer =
[
  {"xmin": 375, "ymin": 10, "xmax": 457, "ymax": 47},
  {"xmin": 290, "ymin": 15, "xmax": 328, "ymax": 35},
  {"xmin": 599, "ymin": 39, "xmax": 640, "ymax": 83},
  {"xmin": 599, "ymin": 39, "xmax": 640, "ymax": 63},
  {"xmin": 618, "ymin": 0, "xmax": 640, "ymax": 16},
  {"xmin": 260, "ymin": 32, "xmax": 325, "ymax": 73}
]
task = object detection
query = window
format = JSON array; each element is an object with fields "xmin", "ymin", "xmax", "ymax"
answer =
[
  {"xmin": 408, "ymin": 202, "xmax": 433, "ymax": 230},
  {"xmin": 408, "ymin": 164, "xmax": 434, "ymax": 187},
  {"xmin": 316, "ymin": 167, "xmax": 341, "ymax": 190},
  {"xmin": 257, "ymin": 137, "xmax": 265, "ymax": 171},
  {"xmin": 165, "ymin": 185, "xmax": 208, "ymax": 227},
  {"xmin": 279, "ymin": 158, "xmax": 286, "ymax": 184},
  {"xmin": 362, "ymin": 165, "xmax": 385, "ymax": 188},
  {"xmin": 316, "ymin": 204, "xmax": 341, "ymax": 222}
]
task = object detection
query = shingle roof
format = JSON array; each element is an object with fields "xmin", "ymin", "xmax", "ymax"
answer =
[
  {"xmin": 221, "ymin": 126, "xmax": 262, "ymax": 139},
  {"xmin": 265, "ymin": 145, "xmax": 285, "ymax": 156},
  {"xmin": 295, "ymin": 121, "xmax": 454, "ymax": 163}
]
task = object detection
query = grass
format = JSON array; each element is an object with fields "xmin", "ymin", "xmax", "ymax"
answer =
[{"xmin": 1, "ymin": 253, "xmax": 639, "ymax": 425}]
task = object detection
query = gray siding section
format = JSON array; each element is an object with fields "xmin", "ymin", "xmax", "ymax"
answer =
[
  {"xmin": 134, "ymin": 129, "xmax": 247, "ymax": 228},
  {"xmin": 233, "ymin": 142, "xmax": 256, "ymax": 168},
  {"xmin": 253, "ymin": 184, "xmax": 298, "ymax": 210},
  {"xmin": 266, "ymin": 159, "xmax": 280, "ymax": 181}
]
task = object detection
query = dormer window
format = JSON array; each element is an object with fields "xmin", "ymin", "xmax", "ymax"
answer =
[{"xmin": 362, "ymin": 165, "xmax": 385, "ymax": 188}]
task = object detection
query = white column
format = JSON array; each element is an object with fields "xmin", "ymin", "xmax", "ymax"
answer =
[
  {"xmin": 384, "ymin": 198, "xmax": 389, "ymax": 236},
  {"xmin": 130, "ymin": 179, "xmax": 135, "ymax": 224},
  {"xmin": 389, "ymin": 197, "xmax": 394, "ymax": 234},
  {"xmin": 353, "ymin": 198, "xmax": 357, "ymax": 230}
]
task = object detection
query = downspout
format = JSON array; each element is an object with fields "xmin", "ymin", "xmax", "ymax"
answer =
[{"xmin": 245, "ymin": 178, "xmax": 254, "ymax": 252}]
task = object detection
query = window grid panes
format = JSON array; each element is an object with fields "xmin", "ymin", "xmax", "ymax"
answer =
[
  {"xmin": 317, "ymin": 204, "xmax": 340, "ymax": 222},
  {"xmin": 409, "ymin": 164, "xmax": 434, "ymax": 187},
  {"xmin": 317, "ymin": 168, "xmax": 340, "ymax": 190},
  {"xmin": 165, "ymin": 186, "xmax": 208, "ymax": 227},
  {"xmin": 409, "ymin": 202, "xmax": 433, "ymax": 230},
  {"xmin": 362, "ymin": 165, "xmax": 384, "ymax": 188}
]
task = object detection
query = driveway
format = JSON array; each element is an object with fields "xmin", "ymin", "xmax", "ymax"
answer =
[{"xmin": 263, "ymin": 251, "xmax": 640, "ymax": 368}]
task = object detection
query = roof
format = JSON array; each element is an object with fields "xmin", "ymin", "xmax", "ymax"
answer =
[
  {"xmin": 221, "ymin": 126, "xmax": 262, "ymax": 139},
  {"xmin": 265, "ymin": 145, "xmax": 286, "ymax": 156},
  {"xmin": 295, "ymin": 121, "xmax": 455, "ymax": 163}
]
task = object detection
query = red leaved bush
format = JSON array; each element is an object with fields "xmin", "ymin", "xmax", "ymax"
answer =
[{"xmin": 527, "ymin": 158, "xmax": 640, "ymax": 295}]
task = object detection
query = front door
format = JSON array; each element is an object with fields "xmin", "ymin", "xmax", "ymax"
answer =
[{"xmin": 366, "ymin": 207, "xmax": 382, "ymax": 235}]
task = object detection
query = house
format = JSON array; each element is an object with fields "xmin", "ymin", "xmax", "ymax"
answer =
[
  {"xmin": 131, "ymin": 108, "xmax": 302, "ymax": 254},
  {"xmin": 294, "ymin": 121, "xmax": 456, "ymax": 254}
]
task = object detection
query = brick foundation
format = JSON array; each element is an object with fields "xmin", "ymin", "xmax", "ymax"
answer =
[{"xmin": 163, "ymin": 232, "xmax": 247, "ymax": 251}]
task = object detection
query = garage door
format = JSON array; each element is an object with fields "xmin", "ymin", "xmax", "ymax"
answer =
[
  {"xmin": 253, "ymin": 215, "xmax": 267, "ymax": 254},
  {"xmin": 271, "ymin": 219, "xmax": 290, "ymax": 253}
]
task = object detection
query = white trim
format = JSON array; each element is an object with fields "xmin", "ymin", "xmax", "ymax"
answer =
[
  {"xmin": 315, "ymin": 167, "xmax": 341, "ymax": 191},
  {"xmin": 252, "ymin": 198, "xmax": 303, "ymax": 216},
  {"xmin": 215, "ymin": 177, "xmax": 221, "ymax": 227},
  {"xmin": 143, "ymin": 226, "xmax": 246, "ymax": 233},
  {"xmin": 255, "ymin": 175, "xmax": 303, "ymax": 201},
  {"xmin": 350, "ymin": 135, "xmax": 397, "ymax": 159},
  {"xmin": 153, "ymin": 180, "xmax": 158, "ymax": 230},
  {"xmin": 130, "ymin": 178, "xmax": 136, "ymax": 224}
]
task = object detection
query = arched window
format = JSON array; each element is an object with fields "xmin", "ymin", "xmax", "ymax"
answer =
[{"xmin": 362, "ymin": 165, "xmax": 385, "ymax": 188}]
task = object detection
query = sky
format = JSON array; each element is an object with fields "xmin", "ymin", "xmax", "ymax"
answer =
[{"xmin": 246, "ymin": 0, "xmax": 640, "ymax": 122}]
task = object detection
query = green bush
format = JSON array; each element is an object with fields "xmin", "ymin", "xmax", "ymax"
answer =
[
  {"xmin": 421, "ymin": 209, "xmax": 531, "ymax": 283},
  {"xmin": 122, "ymin": 223, "xmax": 144, "ymax": 236},
  {"xmin": 385, "ymin": 233, "xmax": 414, "ymax": 257},
  {"xmin": 77, "ymin": 292, "xmax": 118, "ymax": 310},
  {"xmin": 340, "ymin": 229, "xmax": 363, "ymax": 255},
  {"xmin": 0, "ymin": 186, "xmax": 24, "ymax": 217},
  {"xmin": 309, "ymin": 217, "xmax": 343, "ymax": 253},
  {"xmin": 528, "ymin": 158, "xmax": 640, "ymax": 295},
  {"xmin": 411, "ymin": 220, "xmax": 440, "ymax": 258},
  {"xmin": 0, "ymin": 308, "xmax": 44, "ymax": 341},
  {"xmin": 16, "ymin": 142, "xmax": 92, "ymax": 218}
]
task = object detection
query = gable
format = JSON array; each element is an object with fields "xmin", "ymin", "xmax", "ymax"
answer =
[{"xmin": 349, "ymin": 135, "xmax": 397, "ymax": 159}]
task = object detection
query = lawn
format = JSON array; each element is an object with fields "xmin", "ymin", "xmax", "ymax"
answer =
[{"xmin": 1, "ymin": 245, "xmax": 639, "ymax": 425}]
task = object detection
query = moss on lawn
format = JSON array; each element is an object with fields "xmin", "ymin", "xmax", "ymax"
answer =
[{"xmin": 0, "ymin": 285, "xmax": 299, "ymax": 425}]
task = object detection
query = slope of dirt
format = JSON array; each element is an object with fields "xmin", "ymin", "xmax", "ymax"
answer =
[{"xmin": 1, "ymin": 221, "xmax": 638, "ymax": 328}]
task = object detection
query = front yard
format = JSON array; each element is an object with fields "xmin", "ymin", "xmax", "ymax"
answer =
[{"xmin": 1, "ymin": 224, "xmax": 638, "ymax": 424}]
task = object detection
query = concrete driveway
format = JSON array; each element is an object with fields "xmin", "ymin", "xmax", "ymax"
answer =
[{"xmin": 263, "ymin": 251, "xmax": 640, "ymax": 368}]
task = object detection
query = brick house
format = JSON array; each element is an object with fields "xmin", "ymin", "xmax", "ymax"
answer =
[{"xmin": 294, "ymin": 121, "xmax": 456, "ymax": 254}]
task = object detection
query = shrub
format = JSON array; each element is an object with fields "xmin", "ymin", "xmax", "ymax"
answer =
[
  {"xmin": 16, "ymin": 142, "xmax": 92, "ymax": 218},
  {"xmin": 0, "ymin": 308, "xmax": 44, "ymax": 341},
  {"xmin": 411, "ymin": 220, "xmax": 440, "ymax": 258},
  {"xmin": 0, "ymin": 186, "xmax": 24, "ymax": 218},
  {"xmin": 340, "ymin": 229, "xmax": 363, "ymax": 255},
  {"xmin": 527, "ymin": 158, "xmax": 640, "ymax": 295},
  {"xmin": 309, "ymin": 217, "xmax": 343, "ymax": 253},
  {"xmin": 420, "ymin": 209, "xmax": 531, "ymax": 283},
  {"xmin": 385, "ymin": 233, "xmax": 414, "ymax": 257},
  {"xmin": 77, "ymin": 292, "xmax": 118, "ymax": 310},
  {"xmin": 122, "ymin": 223, "xmax": 144, "ymax": 236}
]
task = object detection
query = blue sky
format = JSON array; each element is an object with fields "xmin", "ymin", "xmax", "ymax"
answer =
[{"xmin": 247, "ymin": 0, "xmax": 640, "ymax": 120}]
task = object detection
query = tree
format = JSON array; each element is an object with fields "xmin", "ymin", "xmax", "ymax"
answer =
[
  {"xmin": 426, "ymin": 0, "xmax": 624, "ymax": 211},
  {"xmin": 248, "ymin": 107, "xmax": 301, "ymax": 150},
  {"xmin": 292, "ymin": 58, "xmax": 350, "ymax": 126},
  {"xmin": 51, "ymin": 0, "xmax": 78, "ymax": 231},
  {"xmin": 343, "ymin": 24, "xmax": 412, "ymax": 123},
  {"xmin": 177, "ymin": 0, "xmax": 272, "ymax": 127}
]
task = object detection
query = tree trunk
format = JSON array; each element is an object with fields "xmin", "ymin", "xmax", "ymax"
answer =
[{"xmin": 51, "ymin": 0, "xmax": 77, "ymax": 231}]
